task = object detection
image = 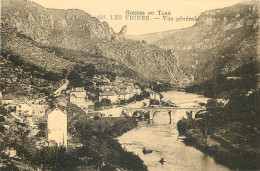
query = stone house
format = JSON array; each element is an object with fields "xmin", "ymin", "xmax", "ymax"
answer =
[
  {"xmin": 16, "ymin": 101, "xmax": 32, "ymax": 116},
  {"xmin": 16, "ymin": 101, "xmax": 46, "ymax": 118},
  {"xmin": 32, "ymin": 104, "xmax": 46, "ymax": 118},
  {"xmin": 0, "ymin": 94, "xmax": 14, "ymax": 105},
  {"xmin": 117, "ymin": 91, "xmax": 131, "ymax": 101},
  {"xmin": 69, "ymin": 87, "xmax": 88, "ymax": 109},
  {"xmin": 99, "ymin": 91, "xmax": 118, "ymax": 103}
]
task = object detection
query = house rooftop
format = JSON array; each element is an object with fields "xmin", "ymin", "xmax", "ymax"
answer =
[
  {"xmin": 47, "ymin": 107, "xmax": 67, "ymax": 115},
  {"xmin": 117, "ymin": 89, "xmax": 129, "ymax": 95},
  {"xmin": 117, "ymin": 92, "xmax": 129, "ymax": 95},
  {"xmin": 117, "ymin": 84, "xmax": 127, "ymax": 89},
  {"xmin": 100, "ymin": 91, "xmax": 116, "ymax": 96},
  {"xmin": 70, "ymin": 94, "xmax": 86, "ymax": 98},
  {"xmin": 17, "ymin": 100, "xmax": 36, "ymax": 106},
  {"xmin": 71, "ymin": 87, "xmax": 85, "ymax": 92}
]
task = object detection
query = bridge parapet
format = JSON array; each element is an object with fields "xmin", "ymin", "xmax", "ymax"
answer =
[{"xmin": 123, "ymin": 106, "xmax": 206, "ymax": 124}]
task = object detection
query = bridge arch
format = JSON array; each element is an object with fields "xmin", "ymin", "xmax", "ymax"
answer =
[
  {"xmin": 132, "ymin": 110, "xmax": 149, "ymax": 120},
  {"xmin": 122, "ymin": 107, "xmax": 206, "ymax": 124},
  {"xmin": 149, "ymin": 110, "xmax": 173, "ymax": 124},
  {"xmin": 194, "ymin": 110, "xmax": 207, "ymax": 118}
]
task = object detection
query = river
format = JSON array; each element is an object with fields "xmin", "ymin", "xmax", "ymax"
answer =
[{"xmin": 117, "ymin": 91, "xmax": 230, "ymax": 171}]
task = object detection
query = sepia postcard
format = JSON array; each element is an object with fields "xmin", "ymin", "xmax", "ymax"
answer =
[{"xmin": 0, "ymin": 0, "xmax": 259, "ymax": 170}]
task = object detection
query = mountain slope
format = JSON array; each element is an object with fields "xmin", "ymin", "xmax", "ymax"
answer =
[
  {"xmin": 126, "ymin": 30, "xmax": 178, "ymax": 44},
  {"xmin": 2, "ymin": 0, "xmax": 258, "ymax": 86},
  {"xmin": 128, "ymin": 2, "xmax": 259, "ymax": 83},
  {"xmin": 2, "ymin": 0, "xmax": 189, "ymax": 85}
]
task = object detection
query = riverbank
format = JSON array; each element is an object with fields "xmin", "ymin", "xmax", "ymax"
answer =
[
  {"xmin": 0, "ymin": 116, "xmax": 148, "ymax": 171},
  {"xmin": 177, "ymin": 118, "xmax": 259, "ymax": 170},
  {"xmin": 73, "ymin": 116, "xmax": 148, "ymax": 171},
  {"xmin": 118, "ymin": 121, "xmax": 229, "ymax": 170},
  {"xmin": 121, "ymin": 90, "xmax": 229, "ymax": 170}
]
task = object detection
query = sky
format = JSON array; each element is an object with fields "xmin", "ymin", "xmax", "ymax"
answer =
[{"xmin": 30, "ymin": 0, "xmax": 249, "ymax": 35}]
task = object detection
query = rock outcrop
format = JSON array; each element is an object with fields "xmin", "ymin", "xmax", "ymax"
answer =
[
  {"xmin": 3, "ymin": 0, "xmax": 257, "ymax": 86},
  {"xmin": 128, "ymin": 1, "xmax": 259, "ymax": 84},
  {"xmin": 118, "ymin": 25, "xmax": 127, "ymax": 37},
  {"xmin": 2, "ymin": 0, "xmax": 189, "ymax": 85}
]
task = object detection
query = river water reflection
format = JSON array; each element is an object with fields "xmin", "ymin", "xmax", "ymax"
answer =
[{"xmin": 117, "ymin": 91, "xmax": 230, "ymax": 171}]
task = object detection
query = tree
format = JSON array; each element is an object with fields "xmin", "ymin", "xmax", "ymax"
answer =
[
  {"xmin": 0, "ymin": 106, "xmax": 8, "ymax": 116},
  {"xmin": 81, "ymin": 64, "xmax": 96, "ymax": 79},
  {"xmin": 94, "ymin": 115, "xmax": 101, "ymax": 120},
  {"xmin": 37, "ymin": 122, "xmax": 47, "ymax": 137},
  {"xmin": 120, "ymin": 100, "xmax": 126, "ymax": 105},
  {"xmin": 61, "ymin": 69, "xmax": 68, "ymax": 78},
  {"xmin": 100, "ymin": 98, "xmax": 111, "ymax": 106},
  {"xmin": 68, "ymin": 70, "xmax": 82, "ymax": 86}
]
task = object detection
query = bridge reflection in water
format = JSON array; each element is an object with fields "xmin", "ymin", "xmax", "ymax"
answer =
[{"xmin": 123, "ymin": 107, "xmax": 205, "ymax": 124}]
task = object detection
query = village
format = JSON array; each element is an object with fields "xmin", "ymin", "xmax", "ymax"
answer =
[
  {"xmin": 1, "ymin": 0, "xmax": 259, "ymax": 169},
  {"xmin": 0, "ymin": 74, "xmax": 162, "ymax": 156}
]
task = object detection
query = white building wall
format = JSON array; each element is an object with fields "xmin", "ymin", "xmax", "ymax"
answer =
[
  {"xmin": 109, "ymin": 95, "xmax": 118, "ymax": 103},
  {"xmin": 32, "ymin": 105, "xmax": 45, "ymax": 117},
  {"xmin": 16, "ymin": 102, "xmax": 32, "ymax": 115},
  {"xmin": 48, "ymin": 108, "xmax": 67, "ymax": 147}
]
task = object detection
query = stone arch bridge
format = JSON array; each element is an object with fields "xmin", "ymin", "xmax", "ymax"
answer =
[{"xmin": 123, "ymin": 106, "xmax": 205, "ymax": 124}]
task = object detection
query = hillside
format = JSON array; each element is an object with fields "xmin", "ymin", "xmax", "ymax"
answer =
[
  {"xmin": 0, "ymin": 54, "xmax": 64, "ymax": 100},
  {"xmin": 1, "ymin": 0, "xmax": 189, "ymax": 86},
  {"xmin": 1, "ymin": 0, "xmax": 140, "ymax": 81},
  {"xmin": 2, "ymin": 0, "xmax": 259, "ymax": 88},
  {"xmin": 128, "ymin": 2, "xmax": 259, "ymax": 84},
  {"xmin": 126, "ymin": 30, "xmax": 178, "ymax": 44}
]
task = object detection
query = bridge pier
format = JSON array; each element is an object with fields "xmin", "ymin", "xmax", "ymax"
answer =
[
  {"xmin": 148, "ymin": 110, "xmax": 173, "ymax": 124},
  {"xmin": 148, "ymin": 111, "xmax": 153, "ymax": 124},
  {"xmin": 169, "ymin": 111, "xmax": 172, "ymax": 124}
]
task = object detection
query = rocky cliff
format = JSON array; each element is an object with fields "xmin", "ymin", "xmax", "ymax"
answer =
[
  {"xmin": 2, "ymin": 0, "xmax": 189, "ymax": 86},
  {"xmin": 129, "ymin": 2, "xmax": 259, "ymax": 83},
  {"xmin": 3, "ymin": 0, "xmax": 257, "ymax": 86}
]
